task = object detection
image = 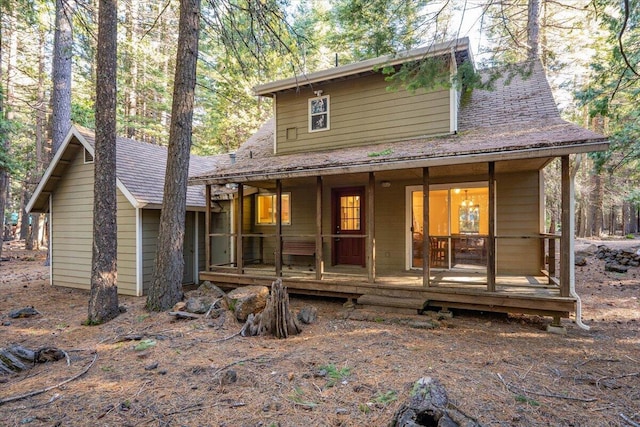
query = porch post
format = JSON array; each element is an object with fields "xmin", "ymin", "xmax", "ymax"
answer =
[
  {"xmin": 275, "ymin": 179, "xmax": 283, "ymax": 277},
  {"xmin": 205, "ymin": 184, "xmax": 211, "ymax": 272},
  {"xmin": 423, "ymin": 167, "xmax": 430, "ymax": 287},
  {"xmin": 487, "ymin": 162, "xmax": 496, "ymax": 291},
  {"xmin": 236, "ymin": 183, "xmax": 244, "ymax": 274},
  {"xmin": 315, "ymin": 176, "xmax": 324, "ymax": 280},
  {"xmin": 367, "ymin": 172, "xmax": 376, "ymax": 283},
  {"xmin": 560, "ymin": 155, "xmax": 570, "ymax": 297}
]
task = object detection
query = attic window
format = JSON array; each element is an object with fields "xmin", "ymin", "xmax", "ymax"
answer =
[
  {"xmin": 309, "ymin": 95, "xmax": 330, "ymax": 132},
  {"xmin": 84, "ymin": 149, "xmax": 94, "ymax": 164}
]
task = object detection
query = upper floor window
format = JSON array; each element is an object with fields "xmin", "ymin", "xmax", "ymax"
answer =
[
  {"xmin": 309, "ymin": 95, "xmax": 330, "ymax": 132},
  {"xmin": 256, "ymin": 193, "xmax": 291, "ymax": 225}
]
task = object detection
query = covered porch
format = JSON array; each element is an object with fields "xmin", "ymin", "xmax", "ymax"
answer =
[{"xmin": 198, "ymin": 156, "xmax": 577, "ymax": 320}]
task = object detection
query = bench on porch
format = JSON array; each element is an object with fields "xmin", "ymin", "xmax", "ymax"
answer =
[{"xmin": 282, "ymin": 240, "xmax": 315, "ymax": 265}]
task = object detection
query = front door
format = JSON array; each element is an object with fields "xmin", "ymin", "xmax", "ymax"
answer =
[{"xmin": 332, "ymin": 187, "xmax": 365, "ymax": 266}]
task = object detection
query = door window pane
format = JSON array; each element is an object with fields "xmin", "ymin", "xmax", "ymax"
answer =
[{"xmin": 340, "ymin": 195, "xmax": 360, "ymax": 231}]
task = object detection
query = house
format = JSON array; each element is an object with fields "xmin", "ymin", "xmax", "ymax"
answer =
[
  {"xmin": 189, "ymin": 38, "xmax": 608, "ymax": 325},
  {"xmin": 26, "ymin": 126, "xmax": 233, "ymax": 296}
]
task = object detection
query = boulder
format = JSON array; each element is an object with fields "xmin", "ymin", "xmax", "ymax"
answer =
[
  {"xmin": 226, "ymin": 285, "xmax": 269, "ymax": 321},
  {"xmin": 574, "ymin": 255, "xmax": 587, "ymax": 266},
  {"xmin": 297, "ymin": 305, "xmax": 318, "ymax": 324},
  {"xmin": 605, "ymin": 263, "xmax": 628, "ymax": 273},
  {"xmin": 197, "ymin": 281, "xmax": 226, "ymax": 298}
]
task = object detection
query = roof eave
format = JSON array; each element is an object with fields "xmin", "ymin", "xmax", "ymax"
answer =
[
  {"xmin": 189, "ymin": 140, "xmax": 609, "ymax": 185},
  {"xmin": 253, "ymin": 38, "xmax": 470, "ymax": 96}
]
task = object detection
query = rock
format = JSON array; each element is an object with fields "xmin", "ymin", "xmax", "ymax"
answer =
[
  {"xmin": 574, "ymin": 255, "xmax": 587, "ymax": 266},
  {"xmin": 172, "ymin": 301, "xmax": 187, "ymax": 312},
  {"xmin": 118, "ymin": 305, "xmax": 127, "ymax": 313},
  {"xmin": 145, "ymin": 362, "xmax": 159, "ymax": 371},
  {"xmin": 197, "ymin": 281, "xmax": 226, "ymax": 298},
  {"xmin": 9, "ymin": 306, "xmax": 40, "ymax": 318},
  {"xmin": 297, "ymin": 305, "xmax": 318, "ymax": 324},
  {"xmin": 595, "ymin": 246, "xmax": 639, "ymax": 274},
  {"xmin": 185, "ymin": 297, "xmax": 212, "ymax": 314},
  {"xmin": 605, "ymin": 263, "xmax": 628, "ymax": 273},
  {"xmin": 226, "ymin": 285, "xmax": 269, "ymax": 321},
  {"xmin": 219, "ymin": 369, "xmax": 237, "ymax": 385}
]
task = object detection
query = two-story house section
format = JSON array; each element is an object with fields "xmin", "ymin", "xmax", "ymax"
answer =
[
  {"xmin": 191, "ymin": 38, "xmax": 608, "ymax": 328},
  {"xmin": 258, "ymin": 39, "xmax": 467, "ymax": 155}
]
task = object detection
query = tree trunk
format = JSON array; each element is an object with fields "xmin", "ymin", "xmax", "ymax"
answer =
[
  {"xmin": 0, "ymin": 9, "xmax": 13, "ymax": 259},
  {"xmin": 125, "ymin": 0, "xmax": 139, "ymax": 139},
  {"xmin": 592, "ymin": 174, "xmax": 603, "ymax": 237},
  {"xmin": 88, "ymin": 0, "xmax": 119, "ymax": 324},
  {"xmin": 527, "ymin": 0, "xmax": 540, "ymax": 61},
  {"xmin": 146, "ymin": 0, "xmax": 201, "ymax": 311},
  {"xmin": 50, "ymin": 0, "xmax": 73, "ymax": 155},
  {"xmin": 18, "ymin": 190, "xmax": 29, "ymax": 241}
]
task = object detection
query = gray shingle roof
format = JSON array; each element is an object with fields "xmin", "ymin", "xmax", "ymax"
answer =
[
  {"xmin": 73, "ymin": 127, "xmax": 231, "ymax": 207},
  {"xmin": 190, "ymin": 61, "xmax": 607, "ymax": 185}
]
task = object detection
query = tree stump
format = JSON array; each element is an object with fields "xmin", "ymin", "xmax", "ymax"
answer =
[
  {"xmin": 241, "ymin": 279, "xmax": 301, "ymax": 338},
  {"xmin": 391, "ymin": 377, "xmax": 480, "ymax": 427}
]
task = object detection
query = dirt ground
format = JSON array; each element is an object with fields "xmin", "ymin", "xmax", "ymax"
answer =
[{"xmin": 0, "ymin": 238, "xmax": 638, "ymax": 427}]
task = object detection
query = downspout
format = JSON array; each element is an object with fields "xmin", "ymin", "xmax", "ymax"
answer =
[{"xmin": 570, "ymin": 154, "xmax": 590, "ymax": 330}]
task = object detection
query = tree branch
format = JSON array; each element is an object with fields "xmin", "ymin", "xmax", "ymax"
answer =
[{"xmin": 618, "ymin": 0, "xmax": 639, "ymax": 77}]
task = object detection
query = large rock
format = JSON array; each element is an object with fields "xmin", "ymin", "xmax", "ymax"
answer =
[
  {"xmin": 605, "ymin": 263, "xmax": 628, "ymax": 273},
  {"xmin": 226, "ymin": 286, "xmax": 269, "ymax": 321},
  {"xmin": 297, "ymin": 305, "xmax": 318, "ymax": 324},
  {"xmin": 197, "ymin": 281, "xmax": 226, "ymax": 298}
]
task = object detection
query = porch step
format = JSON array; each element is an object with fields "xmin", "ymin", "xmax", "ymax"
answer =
[{"xmin": 357, "ymin": 294, "xmax": 426, "ymax": 312}]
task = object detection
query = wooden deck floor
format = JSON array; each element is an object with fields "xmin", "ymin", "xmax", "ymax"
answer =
[{"xmin": 199, "ymin": 265, "xmax": 575, "ymax": 318}]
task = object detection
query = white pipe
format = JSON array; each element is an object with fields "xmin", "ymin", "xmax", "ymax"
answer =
[{"xmin": 569, "ymin": 154, "xmax": 590, "ymax": 330}]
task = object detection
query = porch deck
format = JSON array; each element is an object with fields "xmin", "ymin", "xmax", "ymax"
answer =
[{"xmin": 198, "ymin": 265, "xmax": 575, "ymax": 318}]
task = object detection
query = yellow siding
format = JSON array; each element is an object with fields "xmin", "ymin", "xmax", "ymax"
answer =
[
  {"xmin": 141, "ymin": 209, "xmax": 207, "ymax": 292},
  {"xmin": 51, "ymin": 152, "xmax": 93, "ymax": 292},
  {"xmin": 51, "ymin": 152, "xmax": 139, "ymax": 296},
  {"xmin": 116, "ymin": 191, "xmax": 138, "ymax": 295},
  {"xmin": 141, "ymin": 209, "xmax": 160, "ymax": 293},
  {"xmin": 496, "ymin": 171, "xmax": 542, "ymax": 275},
  {"xmin": 275, "ymin": 73, "xmax": 451, "ymax": 155}
]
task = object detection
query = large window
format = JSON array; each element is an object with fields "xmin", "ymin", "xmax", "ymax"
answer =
[
  {"xmin": 256, "ymin": 193, "xmax": 291, "ymax": 225},
  {"xmin": 407, "ymin": 183, "xmax": 489, "ymax": 270},
  {"xmin": 308, "ymin": 95, "xmax": 330, "ymax": 132}
]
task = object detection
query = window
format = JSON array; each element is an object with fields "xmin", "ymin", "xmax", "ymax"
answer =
[
  {"xmin": 84, "ymin": 148, "xmax": 94, "ymax": 164},
  {"xmin": 308, "ymin": 95, "xmax": 330, "ymax": 132},
  {"xmin": 256, "ymin": 193, "xmax": 291, "ymax": 225}
]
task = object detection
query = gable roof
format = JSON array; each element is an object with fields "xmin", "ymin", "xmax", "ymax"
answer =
[
  {"xmin": 254, "ymin": 38, "xmax": 471, "ymax": 96},
  {"xmin": 27, "ymin": 126, "xmax": 231, "ymax": 213},
  {"xmin": 190, "ymin": 60, "xmax": 608, "ymax": 186}
]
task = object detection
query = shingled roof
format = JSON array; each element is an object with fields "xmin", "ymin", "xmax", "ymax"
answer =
[
  {"xmin": 27, "ymin": 126, "xmax": 231, "ymax": 213},
  {"xmin": 190, "ymin": 60, "xmax": 607, "ymax": 186}
]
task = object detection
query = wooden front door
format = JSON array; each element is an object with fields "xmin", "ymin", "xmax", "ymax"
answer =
[{"xmin": 332, "ymin": 187, "xmax": 365, "ymax": 266}]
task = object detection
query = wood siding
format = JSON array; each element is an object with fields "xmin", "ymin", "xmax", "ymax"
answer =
[
  {"xmin": 51, "ymin": 151, "xmax": 139, "ymax": 296},
  {"xmin": 237, "ymin": 169, "xmax": 542, "ymax": 275},
  {"xmin": 141, "ymin": 209, "xmax": 161, "ymax": 294},
  {"xmin": 116, "ymin": 192, "xmax": 138, "ymax": 294},
  {"xmin": 141, "ymin": 209, "xmax": 207, "ymax": 292},
  {"xmin": 495, "ymin": 171, "xmax": 542, "ymax": 275},
  {"xmin": 275, "ymin": 73, "xmax": 451, "ymax": 155}
]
